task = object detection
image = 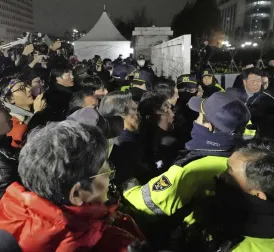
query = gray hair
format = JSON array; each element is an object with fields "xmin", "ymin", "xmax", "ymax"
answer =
[
  {"xmin": 19, "ymin": 121, "xmax": 108, "ymax": 206},
  {"xmin": 99, "ymin": 91, "xmax": 132, "ymax": 117}
]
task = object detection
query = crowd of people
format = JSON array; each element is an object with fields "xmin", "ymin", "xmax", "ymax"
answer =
[{"xmin": 0, "ymin": 40, "xmax": 273, "ymax": 252}]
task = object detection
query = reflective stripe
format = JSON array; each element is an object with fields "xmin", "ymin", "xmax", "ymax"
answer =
[
  {"xmin": 121, "ymin": 86, "xmax": 130, "ymax": 92},
  {"xmin": 141, "ymin": 184, "xmax": 166, "ymax": 215},
  {"xmin": 215, "ymin": 84, "xmax": 225, "ymax": 92}
]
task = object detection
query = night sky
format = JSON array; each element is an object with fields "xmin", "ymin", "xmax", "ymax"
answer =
[{"xmin": 34, "ymin": 0, "xmax": 187, "ymax": 36}]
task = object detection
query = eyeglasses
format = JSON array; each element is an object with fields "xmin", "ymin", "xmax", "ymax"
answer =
[
  {"xmin": 89, "ymin": 161, "xmax": 116, "ymax": 180},
  {"xmin": 11, "ymin": 84, "xmax": 31, "ymax": 94},
  {"xmin": 89, "ymin": 169, "xmax": 116, "ymax": 180}
]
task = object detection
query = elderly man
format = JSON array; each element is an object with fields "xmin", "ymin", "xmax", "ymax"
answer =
[
  {"xmin": 186, "ymin": 138, "xmax": 274, "ymax": 251},
  {"xmin": 0, "ymin": 120, "xmax": 144, "ymax": 251}
]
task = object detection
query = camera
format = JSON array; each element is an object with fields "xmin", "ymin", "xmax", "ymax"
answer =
[{"xmin": 26, "ymin": 32, "xmax": 49, "ymax": 55}]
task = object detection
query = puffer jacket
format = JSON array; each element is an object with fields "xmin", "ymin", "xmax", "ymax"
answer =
[
  {"xmin": 0, "ymin": 182, "xmax": 144, "ymax": 252},
  {"xmin": 0, "ymin": 137, "xmax": 18, "ymax": 198}
]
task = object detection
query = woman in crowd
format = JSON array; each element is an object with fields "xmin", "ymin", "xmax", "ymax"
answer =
[
  {"xmin": 24, "ymin": 70, "xmax": 46, "ymax": 98},
  {"xmin": 153, "ymin": 78, "xmax": 189, "ymax": 146},
  {"xmin": 99, "ymin": 91, "xmax": 156, "ymax": 186},
  {"xmin": 139, "ymin": 92, "xmax": 178, "ymax": 172}
]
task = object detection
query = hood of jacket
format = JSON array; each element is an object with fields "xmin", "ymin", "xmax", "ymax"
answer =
[
  {"xmin": 0, "ymin": 182, "xmax": 118, "ymax": 251},
  {"xmin": 185, "ymin": 122, "xmax": 241, "ymax": 156},
  {"xmin": 4, "ymin": 102, "xmax": 33, "ymax": 123}
]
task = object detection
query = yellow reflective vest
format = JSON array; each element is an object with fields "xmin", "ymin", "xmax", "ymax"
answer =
[
  {"xmin": 124, "ymin": 156, "xmax": 228, "ymax": 216},
  {"xmin": 233, "ymin": 237, "xmax": 274, "ymax": 252},
  {"xmin": 244, "ymin": 120, "xmax": 256, "ymax": 139},
  {"xmin": 215, "ymin": 83, "xmax": 225, "ymax": 92}
]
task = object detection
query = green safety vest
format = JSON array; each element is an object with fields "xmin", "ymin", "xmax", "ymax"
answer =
[
  {"xmin": 121, "ymin": 86, "xmax": 130, "ymax": 92},
  {"xmin": 244, "ymin": 120, "xmax": 256, "ymax": 139},
  {"xmin": 124, "ymin": 156, "xmax": 228, "ymax": 216},
  {"xmin": 232, "ymin": 237, "xmax": 274, "ymax": 252},
  {"xmin": 215, "ymin": 83, "xmax": 225, "ymax": 92}
]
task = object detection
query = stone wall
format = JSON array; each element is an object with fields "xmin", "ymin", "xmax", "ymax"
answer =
[
  {"xmin": 151, "ymin": 35, "xmax": 191, "ymax": 80},
  {"xmin": 132, "ymin": 27, "xmax": 173, "ymax": 60}
]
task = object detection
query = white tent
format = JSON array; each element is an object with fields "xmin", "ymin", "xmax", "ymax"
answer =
[{"xmin": 74, "ymin": 12, "xmax": 132, "ymax": 60}]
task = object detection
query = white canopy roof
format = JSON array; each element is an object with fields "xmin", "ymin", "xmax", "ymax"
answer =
[{"xmin": 77, "ymin": 12, "xmax": 128, "ymax": 42}]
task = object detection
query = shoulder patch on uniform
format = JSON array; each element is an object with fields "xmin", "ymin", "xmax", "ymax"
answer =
[{"xmin": 152, "ymin": 176, "xmax": 172, "ymax": 192}]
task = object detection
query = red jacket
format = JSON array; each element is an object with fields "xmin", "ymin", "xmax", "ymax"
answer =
[
  {"xmin": 7, "ymin": 116, "xmax": 28, "ymax": 148},
  {"xmin": 0, "ymin": 183, "xmax": 144, "ymax": 252}
]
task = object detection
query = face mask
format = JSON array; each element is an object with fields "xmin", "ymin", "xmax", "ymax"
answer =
[
  {"xmin": 31, "ymin": 85, "xmax": 43, "ymax": 97},
  {"xmin": 137, "ymin": 60, "xmax": 145, "ymax": 67}
]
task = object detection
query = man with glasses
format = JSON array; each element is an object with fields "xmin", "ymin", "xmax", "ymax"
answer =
[
  {"xmin": 243, "ymin": 68, "xmax": 274, "ymax": 138},
  {"xmin": 0, "ymin": 120, "xmax": 144, "ymax": 251},
  {"xmin": 1, "ymin": 78, "xmax": 45, "ymax": 148}
]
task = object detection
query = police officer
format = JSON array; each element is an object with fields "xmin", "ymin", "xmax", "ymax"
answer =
[
  {"xmin": 129, "ymin": 69, "xmax": 155, "ymax": 102},
  {"xmin": 123, "ymin": 92, "xmax": 250, "ymax": 218},
  {"xmin": 197, "ymin": 138, "xmax": 274, "ymax": 252},
  {"xmin": 201, "ymin": 69, "xmax": 224, "ymax": 98},
  {"xmin": 176, "ymin": 75, "xmax": 202, "ymax": 140},
  {"xmin": 129, "ymin": 71, "xmax": 148, "ymax": 103},
  {"xmin": 225, "ymin": 88, "xmax": 256, "ymax": 139}
]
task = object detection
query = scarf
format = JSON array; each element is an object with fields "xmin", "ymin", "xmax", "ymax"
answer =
[{"xmin": 185, "ymin": 122, "xmax": 239, "ymax": 153}]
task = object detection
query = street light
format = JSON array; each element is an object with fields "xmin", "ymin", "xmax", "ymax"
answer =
[
  {"xmin": 253, "ymin": 43, "xmax": 258, "ymax": 47},
  {"xmin": 241, "ymin": 44, "xmax": 246, "ymax": 48},
  {"xmin": 245, "ymin": 42, "xmax": 252, "ymax": 45}
]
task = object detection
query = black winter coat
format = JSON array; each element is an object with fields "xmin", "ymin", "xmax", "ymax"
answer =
[
  {"xmin": 27, "ymin": 84, "xmax": 77, "ymax": 132},
  {"xmin": 0, "ymin": 137, "xmax": 18, "ymax": 198},
  {"xmin": 247, "ymin": 91, "xmax": 274, "ymax": 138},
  {"xmin": 110, "ymin": 130, "xmax": 157, "ymax": 186}
]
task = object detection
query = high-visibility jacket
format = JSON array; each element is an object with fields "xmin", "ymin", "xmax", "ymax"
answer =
[
  {"xmin": 215, "ymin": 83, "xmax": 225, "ymax": 92},
  {"xmin": 124, "ymin": 156, "xmax": 228, "ymax": 216},
  {"xmin": 121, "ymin": 86, "xmax": 131, "ymax": 92},
  {"xmin": 244, "ymin": 120, "xmax": 256, "ymax": 139},
  {"xmin": 232, "ymin": 237, "xmax": 274, "ymax": 252}
]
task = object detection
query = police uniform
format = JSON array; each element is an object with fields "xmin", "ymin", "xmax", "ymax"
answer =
[
  {"xmin": 124, "ymin": 152, "xmax": 228, "ymax": 217},
  {"xmin": 201, "ymin": 70, "xmax": 224, "ymax": 98},
  {"xmin": 131, "ymin": 69, "xmax": 154, "ymax": 91}
]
